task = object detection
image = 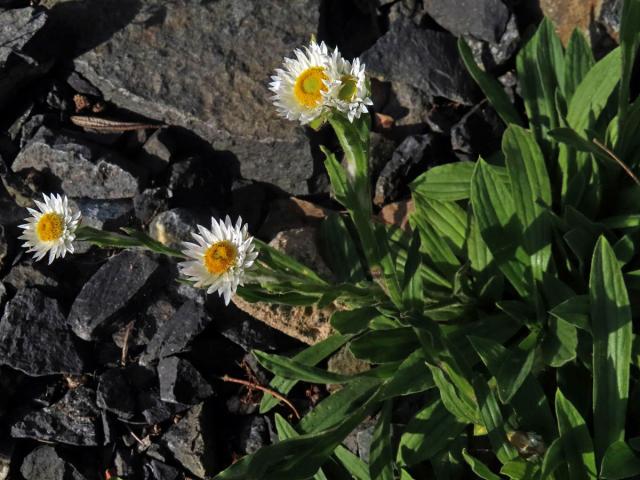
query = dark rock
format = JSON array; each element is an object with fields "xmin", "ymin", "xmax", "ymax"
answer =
[
  {"xmin": 229, "ymin": 179, "xmax": 268, "ymax": 232},
  {"xmin": 112, "ymin": 294, "xmax": 177, "ymax": 350},
  {"xmin": 0, "ymin": 225, "xmax": 6, "ymax": 271},
  {"xmin": 0, "ymin": 289, "xmax": 85, "ymax": 376},
  {"xmin": 72, "ymin": 0, "xmax": 319, "ymax": 194},
  {"xmin": 0, "ymin": 437, "xmax": 12, "ymax": 480},
  {"xmin": 20, "ymin": 445, "xmax": 86, "ymax": 480},
  {"xmin": 66, "ymin": 71, "xmax": 102, "ymax": 97},
  {"xmin": 138, "ymin": 129, "xmax": 173, "ymax": 175},
  {"xmin": 167, "ymin": 156, "xmax": 227, "ymax": 208},
  {"xmin": 343, "ymin": 417, "xmax": 376, "ymax": 460},
  {"xmin": 146, "ymin": 459, "xmax": 180, "ymax": 480},
  {"xmin": 72, "ymin": 198, "xmax": 134, "ymax": 231},
  {"xmin": 134, "ymin": 187, "xmax": 172, "ymax": 225},
  {"xmin": 149, "ymin": 208, "xmax": 208, "ymax": 250},
  {"xmin": 11, "ymin": 385, "xmax": 101, "ymax": 446},
  {"xmin": 369, "ymin": 132, "xmax": 396, "ymax": 181},
  {"xmin": 235, "ymin": 416, "xmax": 270, "ymax": 455},
  {"xmin": 0, "ymin": 8, "xmax": 49, "ymax": 109},
  {"xmin": 598, "ymin": 0, "xmax": 621, "ymax": 42},
  {"xmin": 464, "ymin": 14, "xmax": 520, "ymax": 69},
  {"xmin": 158, "ymin": 356, "xmax": 213, "ymax": 405},
  {"xmin": 424, "ymin": 0, "xmax": 510, "ymax": 43},
  {"xmin": 68, "ymin": 250, "xmax": 161, "ymax": 340},
  {"xmin": 114, "ymin": 448, "xmax": 137, "ymax": 478},
  {"xmin": 0, "ymin": 8, "xmax": 47, "ymax": 65},
  {"xmin": 12, "ymin": 127, "xmax": 142, "ymax": 199},
  {"xmin": 96, "ymin": 368, "xmax": 136, "ymax": 420},
  {"xmin": 361, "ymin": 19, "xmax": 477, "ymax": 105},
  {"xmin": 140, "ymin": 300, "xmax": 211, "ymax": 365},
  {"xmin": 374, "ymin": 134, "xmax": 444, "ymax": 205},
  {"xmin": 160, "ymin": 403, "xmax": 215, "ymax": 478},
  {"xmin": 0, "ymin": 283, "xmax": 5, "ymax": 307},
  {"xmin": 451, "ymin": 101, "xmax": 504, "ymax": 160}
]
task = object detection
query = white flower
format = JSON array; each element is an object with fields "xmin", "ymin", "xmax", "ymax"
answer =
[
  {"xmin": 19, "ymin": 193, "xmax": 81, "ymax": 264},
  {"xmin": 269, "ymin": 41, "xmax": 333, "ymax": 125},
  {"xmin": 325, "ymin": 51, "xmax": 373, "ymax": 122},
  {"xmin": 179, "ymin": 216, "xmax": 258, "ymax": 305}
]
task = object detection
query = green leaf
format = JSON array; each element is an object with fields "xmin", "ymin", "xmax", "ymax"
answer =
[
  {"xmin": 319, "ymin": 213, "xmax": 366, "ymax": 283},
  {"xmin": 254, "ymin": 350, "xmax": 361, "ymax": 384},
  {"xmin": 397, "ymin": 397, "xmax": 466, "ymax": 466},
  {"xmin": 334, "ymin": 446, "xmax": 371, "ymax": 480},
  {"xmin": 458, "ymin": 39, "xmax": 523, "ymax": 126},
  {"xmin": 618, "ymin": 0, "xmax": 640, "ymax": 127},
  {"xmin": 260, "ymin": 335, "xmax": 349, "ymax": 413},
  {"xmin": 274, "ymin": 414, "xmax": 328, "ymax": 480},
  {"xmin": 564, "ymin": 29, "xmax": 594, "ymax": 101},
  {"xmin": 378, "ymin": 349, "xmax": 434, "ymax": 400},
  {"xmin": 600, "ymin": 441, "xmax": 640, "ymax": 479},
  {"xmin": 350, "ymin": 328, "xmax": 420, "ymax": 363},
  {"xmin": 375, "ymin": 224, "xmax": 404, "ymax": 309},
  {"xmin": 461, "ymin": 449, "xmax": 501, "ymax": 480},
  {"xmin": 502, "ymin": 125, "xmax": 552, "ymax": 281},
  {"xmin": 590, "ymin": 236, "xmax": 632, "ymax": 461},
  {"xmin": 370, "ymin": 401, "xmax": 394, "ymax": 480},
  {"xmin": 410, "ymin": 161, "xmax": 476, "ymax": 201},
  {"xmin": 555, "ymin": 389, "xmax": 597, "ymax": 480},
  {"xmin": 471, "ymin": 159, "xmax": 529, "ymax": 296},
  {"xmin": 541, "ymin": 315, "xmax": 578, "ymax": 367},
  {"xmin": 474, "ymin": 377, "xmax": 518, "ymax": 464},
  {"xmin": 540, "ymin": 437, "xmax": 565, "ymax": 479},
  {"xmin": 402, "ymin": 229, "xmax": 424, "ymax": 312},
  {"xmin": 428, "ymin": 364, "xmax": 479, "ymax": 424},
  {"xmin": 567, "ymin": 47, "xmax": 621, "ymax": 135},
  {"xmin": 410, "ymin": 207, "xmax": 461, "ymax": 279},
  {"xmin": 414, "ymin": 196, "xmax": 467, "ymax": 253},
  {"xmin": 331, "ymin": 308, "xmax": 382, "ymax": 335},
  {"xmin": 499, "ymin": 459, "xmax": 539, "ymax": 480},
  {"xmin": 254, "ymin": 238, "xmax": 327, "ymax": 285}
]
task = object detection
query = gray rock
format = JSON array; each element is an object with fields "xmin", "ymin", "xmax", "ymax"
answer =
[
  {"xmin": 0, "ymin": 225, "xmax": 6, "ymax": 272},
  {"xmin": 158, "ymin": 356, "xmax": 213, "ymax": 405},
  {"xmin": 11, "ymin": 386, "xmax": 100, "ymax": 446},
  {"xmin": 149, "ymin": 208, "xmax": 207, "ymax": 250},
  {"xmin": 374, "ymin": 134, "xmax": 441, "ymax": 205},
  {"xmin": 137, "ymin": 128, "xmax": 172, "ymax": 175},
  {"xmin": 160, "ymin": 403, "xmax": 215, "ymax": 478},
  {"xmin": 20, "ymin": 446, "xmax": 86, "ymax": 480},
  {"xmin": 146, "ymin": 459, "xmax": 180, "ymax": 480},
  {"xmin": 68, "ymin": 250, "xmax": 161, "ymax": 340},
  {"xmin": 167, "ymin": 156, "xmax": 227, "ymax": 207},
  {"xmin": 0, "ymin": 437, "xmax": 12, "ymax": 480},
  {"xmin": 464, "ymin": 14, "xmax": 521, "ymax": 69},
  {"xmin": 236, "ymin": 416, "xmax": 270, "ymax": 455},
  {"xmin": 0, "ymin": 283, "xmax": 5, "ymax": 307},
  {"xmin": 70, "ymin": 198, "xmax": 134, "ymax": 253},
  {"xmin": 134, "ymin": 187, "xmax": 172, "ymax": 224},
  {"xmin": 451, "ymin": 101, "xmax": 504, "ymax": 161},
  {"xmin": 0, "ymin": 8, "xmax": 47, "ymax": 64},
  {"xmin": 72, "ymin": 0, "xmax": 320, "ymax": 194},
  {"xmin": 12, "ymin": 127, "xmax": 142, "ymax": 199},
  {"xmin": 361, "ymin": 19, "xmax": 477, "ymax": 105},
  {"xmin": 96, "ymin": 368, "xmax": 136, "ymax": 420},
  {"xmin": 140, "ymin": 300, "xmax": 211, "ymax": 365},
  {"xmin": 424, "ymin": 0, "xmax": 510, "ymax": 43},
  {"xmin": 0, "ymin": 289, "xmax": 85, "ymax": 376},
  {"xmin": 2, "ymin": 264, "xmax": 59, "ymax": 293}
]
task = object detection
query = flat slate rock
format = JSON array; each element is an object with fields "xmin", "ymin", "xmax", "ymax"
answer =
[
  {"xmin": 72, "ymin": 0, "xmax": 320, "ymax": 194},
  {"xmin": 20, "ymin": 446, "xmax": 86, "ymax": 480},
  {"xmin": 158, "ymin": 356, "xmax": 213, "ymax": 405},
  {"xmin": 12, "ymin": 127, "xmax": 141, "ymax": 199},
  {"xmin": 68, "ymin": 250, "xmax": 160, "ymax": 340},
  {"xmin": 423, "ymin": 0, "xmax": 510, "ymax": 43},
  {"xmin": 139, "ymin": 300, "xmax": 211, "ymax": 365},
  {"xmin": 0, "ymin": 288, "xmax": 85, "ymax": 376},
  {"xmin": 0, "ymin": 7, "xmax": 47, "ymax": 65},
  {"xmin": 11, "ymin": 386, "xmax": 101, "ymax": 446},
  {"xmin": 361, "ymin": 19, "xmax": 478, "ymax": 105},
  {"xmin": 160, "ymin": 403, "xmax": 215, "ymax": 479}
]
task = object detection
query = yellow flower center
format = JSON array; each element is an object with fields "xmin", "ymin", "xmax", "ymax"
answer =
[
  {"xmin": 36, "ymin": 213, "xmax": 64, "ymax": 242},
  {"xmin": 203, "ymin": 240, "xmax": 237, "ymax": 275},
  {"xmin": 338, "ymin": 75, "xmax": 358, "ymax": 101},
  {"xmin": 294, "ymin": 67, "xmax": 328, "ymax": 107}
]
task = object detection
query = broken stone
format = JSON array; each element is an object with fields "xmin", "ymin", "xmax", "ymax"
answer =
[
  {"xmin": 140, "ymin": 300, "xmax": 211, "ymax": 365},
  {"xmin": 235, "ymin": 416, "xmax": 271, "ymax": 455},
  {"xmin": 160, "ymin": 403, "xmax": 215, "ymax": 479},
  {"xmin": 232, "ymin": 227, "xmax": 336, "ymax": 345},
  {"xmin": 149, "ymin": 208, "xmax": 209, "ymax": 250},
  {"xmin": 20, "ymin": 445, "xmax": 86, "ymax": 480},
  {"xmin": 0, "ymin": 437, "xmax": 12, "ymax": 480},
  {"xmin": 379, "ymin": 199, "xmax": 415, "ymax": 231},
  {"xmin": 258, "ymin": 197, "xmax": 330, "ymax": 240},
  {"xmin": 228, "ymin": 179, "xmax": 268, "ymax": 232},
  {"xmin": 0, "ymin": 289, "xmax": 85, "ymax": 376},
  {"xmin": 134, "ymin": 187, "xmax": 172, "ymax": 225},
  {"xmin": 137, "ymin": 128, "xmax": 172, "ymax": 175},
  {"xmin": 11, "ymin": 386, "xmax": 100, "ymax": 446},
  {"xmin": 424, "ymin": 0, "xmax": 510, "ymax": 43},
  {"xmin": 167, "ymin": 157, "xmax": 228, "ymax": 208},
  {"xmin": 158, "ymin": 356, "xmax": 213, "ymax": 405},
  {"xmin": 540, "ymin": 0, "xmax": 604, "ymax": 45},
  {"xmin": 361, "ymin": 19, "xmax": 477, "ymax": 105},
  {"xmin": 2, "ymin": 264, "xmax": 59, "ymax": 294},
  {"xmin": 374, "ymin": 134, "xmax": 445, "ymax": 206},
  {"xmin": 451, "ymin": 101, "xmax": 505, "ymax": 161},
  {"xmin": 96, "ymin": 368, "xmax": 136, "ymax": 420},
  {"xmin": 0, "ymin": 225, "xmax": 6, "ymax": 271},
  {"xmin": 145, "ymin": 459, "xmax": 180, "ymax": 480},
  {"xmin": 68, "ymin": 250, "xmax": 161, "ymax": 340},
  {"xmin": 72, "ymin": 0, "xmax": 320, "ymax": 194},
  {"xmin": 12, "ymin": 127, "xmax": 142, "ymax": 199}
]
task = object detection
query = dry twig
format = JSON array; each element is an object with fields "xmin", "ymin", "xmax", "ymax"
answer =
[{"xmin": 218, "ymin": 374, "xmax": 300, "ymax": 419}]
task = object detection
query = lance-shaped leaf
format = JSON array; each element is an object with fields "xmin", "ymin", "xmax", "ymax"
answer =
[
  {"xmin": 590, "ymin": 236, "xmax": 632, "ymax": 462},
  {"xmin": 369, "ymin": 401, "xmax": 394, "ymax": 480}
]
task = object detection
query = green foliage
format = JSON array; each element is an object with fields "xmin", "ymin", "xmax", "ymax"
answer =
[{"xmin": 215, "ymin": 7, "xmax": 640, "ymax": 479}]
